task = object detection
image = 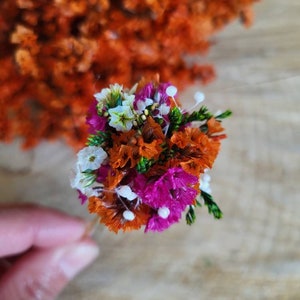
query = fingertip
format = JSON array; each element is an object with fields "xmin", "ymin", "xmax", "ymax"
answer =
[
  {"xmin": 58, "ymin": 238, "xmax": 100, "ymax": 280},
  {"xmin": 0, "ymin": 204, "xmax": 90, "ymax": 256},
  {"xmin": 0, "ymin": 239, "xmax": 100, "ymax": 300}
]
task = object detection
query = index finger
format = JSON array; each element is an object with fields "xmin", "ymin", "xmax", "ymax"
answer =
[{"xmin": 0, "ymin": 203, "xmax": 87, "ymax": 257}]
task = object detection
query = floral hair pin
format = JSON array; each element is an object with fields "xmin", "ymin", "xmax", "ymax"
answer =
[{"xmin": 70, "ymin": 81, "xmax": 231, "ymax": 233}]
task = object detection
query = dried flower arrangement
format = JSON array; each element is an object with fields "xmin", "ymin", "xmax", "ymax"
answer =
[
  {"xmin": 70, "ymin": 81, "xmax": 231, "ymax": 233},
  {"xmin": 0, "ymin": 0, "xmax": 257, "ymax": 149}
]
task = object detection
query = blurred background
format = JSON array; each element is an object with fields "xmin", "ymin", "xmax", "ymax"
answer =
[{"xmin": 0, "ymin": 0, "xmax": 299, "ymax": 299}]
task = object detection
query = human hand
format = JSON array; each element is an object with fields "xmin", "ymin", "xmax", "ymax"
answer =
[{"xmin": 0, "ymin": 203, "xmax": 99, "ymax": 300}]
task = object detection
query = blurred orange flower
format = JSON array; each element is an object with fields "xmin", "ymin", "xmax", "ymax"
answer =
[{"xmin": 0, "ymin": 0, "xmax": 258, "ymax": 148}]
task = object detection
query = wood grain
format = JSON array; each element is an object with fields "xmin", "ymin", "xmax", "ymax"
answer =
[{"xmin": 0, "ymin": 1, "xmax": 299, "ymax": 299}]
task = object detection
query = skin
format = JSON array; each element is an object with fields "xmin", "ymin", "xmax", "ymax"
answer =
[{"xmin": 0, "ymin": 203, "xmax": 99, "ymax": 300}]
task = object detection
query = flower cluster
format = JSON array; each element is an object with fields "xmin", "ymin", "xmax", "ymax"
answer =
[
  {"xmin": 0, "ymin": 0, "xmax": 257, "ymax": 148},
  {"xmin": 70, "ymin": 81, "xmax": 231, "ymax": 233}
]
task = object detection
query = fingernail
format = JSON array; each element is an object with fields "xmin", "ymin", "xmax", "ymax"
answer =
[{"xmin": 59, "ymin": 241, "xmax": 99, "ymax": 279}]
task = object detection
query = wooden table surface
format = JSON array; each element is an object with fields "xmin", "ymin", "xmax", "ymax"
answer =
[{"xmin": 1, "ymin": 1, "xmax": 299, "ymax": 299}]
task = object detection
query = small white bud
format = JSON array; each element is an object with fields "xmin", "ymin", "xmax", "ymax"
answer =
[
  {"xmin": 202, "ymin": 173, "xmax": 211, "ymax": 182},
  {"xmin": 158, "ymin": 207, "xmax": 170, "ymax": 219},
  {"xmin": 166, "ymin": 86, "xmax": 177, "ymax": 97},
  {"xmin": 116, "ymin": 185, "xmax": 137, "ymax": 201},
  {"xmin": 123, "ymin": 210, "xmax": 135, "ymax": 221},
  {"xmin": 151, "ymin": 103, "xmax": 159, "ymax": 110},
  {"xmin": 194, "ymin": 91, "xmax": 205, "ymax": 103}
]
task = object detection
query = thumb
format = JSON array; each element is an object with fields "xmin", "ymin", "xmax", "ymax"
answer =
[{"xmin": 0, "ymin": 239, "xmax": 99, "ymax": 300}]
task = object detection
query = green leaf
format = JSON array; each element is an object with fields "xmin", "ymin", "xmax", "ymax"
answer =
[
  {"xmin": 105, "ymin": 92, "xmax": 122, "ymax": 109},
  {"xmin": 215, "ymin": 110, "xmax": 232, "ymax": 120},
  {"xmin": 87, "ymin": 131, "xmax": 110, "ymax": 147},
  {"xmin": 195, "ymin": 198, "xmax": 202, "ymax": 207},
  {"xmin": 186, "ymin": 205, "xmax": 196, "ymax": 225},
  {"xmin": 200, "ymin": 190, "xmax": 223, "ymax": 219},
  {"xmin": 167, "ymin": 107, "xmax": 183, "ymax": 135},
  {"xmin": 81, "ymin": 169, "xmax": 94, "ymax": 174},
  {"xmin": 185, "ymin": 106, "xmax": 213, "ymax": 123},
  {"xmin": 136, "ymin": 157, "xmax": 154, "ymax": 173},
  {"xmin": 83, "ymin": 172, "xmax": 96, "ymax": 187},
  {"xmin": 116, "ymin": 95, "xmax": 123, "ymax": 107}
]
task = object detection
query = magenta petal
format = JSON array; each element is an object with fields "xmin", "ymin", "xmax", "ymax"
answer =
[
  {"xmin": 157, "ymin": 82, "xmax": 172, "ymax": 105},
  {"xmin": 143, "ymin": 181, "xmax": 172, "ymax": 208},
  {"xmin": 132, "ymin": 173, "xmax": 148, "ymax": 199},
  {"xmin": 77, "ymin": 189, "xmax": 88, "ymax": 205},
  {"xmin": 145, "ymin": 215, "xmax": 170, "ymax": 232},
  {"xmin": 135, "ymin": 83, "xmax": 155, "ymax": 102},
  {"xmin": 173, "ymin": 187, "xmax": 198, "ymax": 210},
  {"xmin": 86, "ymin": 100, "xmax": 107, "ymax": 133},
  {"xmin": 97, "ymin": 164, "xmax": 110, "ymax": 183},
  {"xmin": 145, "ymin": 204, "xmax": 182, "ymax": 232},
  {"xmin": 167, "ymin": 167, "xmax": 198, "ymax": 189},
  {"xmin": 134, "ymin": 82, "xmax": 174, "ymax": 109},
  {"xmin": 134, "ymin": 83, "xmax": 155, "ymax": 110},
  {"xmin": 143, "ymin": 167, "xmax": 198, "ymax": 209},
  {"xmin": 143, "ymin": 167, "xmax": 198, "ymax": 232}
]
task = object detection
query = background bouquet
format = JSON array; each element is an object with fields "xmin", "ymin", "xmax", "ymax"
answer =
[{"xmin": 0, "ymin": 0, "xmax": 256, "ymax": 148}]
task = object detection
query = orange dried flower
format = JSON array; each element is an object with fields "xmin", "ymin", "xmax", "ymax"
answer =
[
  {"xmin": 142, "ymin": 116, "xmax": 165, "ymax": 142},
  {"xmin": 104, "ymin": 169, "xmax": 124, "ymax": 190},
  {"xmin": 138, "ymin": 137, "xmax": 162, "ymax": 160},
  {"xmin": 88, "ymin": 193, "xmax": 151, "ymax": 233},
  {"xmin": 171, "ymin": 127, "xmax": 221, "ymax": 174},
  {"xmin": 0, "ymin": 0, "xmax": 258, "ymax": 148},
  {"xmin": 206, "ymin": 117, "xmax": 228, "ymax": 141}
]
